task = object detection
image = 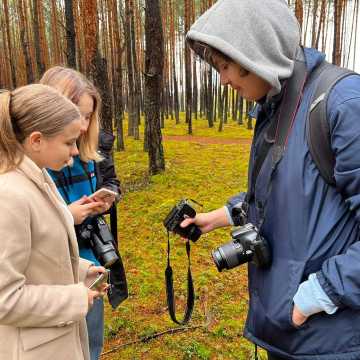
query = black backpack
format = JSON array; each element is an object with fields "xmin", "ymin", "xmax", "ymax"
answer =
[{"xmin": 307, "ymin": 62, "xmax": 358, "ymax": 186}]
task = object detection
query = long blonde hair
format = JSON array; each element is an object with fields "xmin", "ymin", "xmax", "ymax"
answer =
[
  {"xmin": 0, "ymin": 84, "xmax": 80, "ymax": 173},
  {"xmin": 40, "ymin": 66, "xmax": 102, "ymax": 162}
]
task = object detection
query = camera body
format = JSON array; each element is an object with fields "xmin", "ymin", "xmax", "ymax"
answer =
[
  {"xmin": 163, "ymin": 200, "xmax": 202, "ymax": 242},
  {"xmin": 76, "ymin": 216, "xmax": 119, "ymax": 268},
  {"xmin": 212, "ymin": 223, "xmax": 271, "ymax": 271}
]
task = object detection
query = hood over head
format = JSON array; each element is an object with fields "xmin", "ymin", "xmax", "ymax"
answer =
[{"xmin": 186, "ymin": 0, "xmax": 301, "ymax": 95}]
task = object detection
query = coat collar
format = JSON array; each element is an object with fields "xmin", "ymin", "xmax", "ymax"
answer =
[{"xmin": 17, "ymin": 156, "xmax": 80, "ymax": 279}]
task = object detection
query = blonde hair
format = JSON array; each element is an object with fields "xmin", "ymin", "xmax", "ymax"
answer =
[
  {"xmin": 40, "ymin": 66, "xmax": 102, "ymax": 162},
  {"xmin": 0, "ymin": 84, "xmax": 80, "ymax": 173}
]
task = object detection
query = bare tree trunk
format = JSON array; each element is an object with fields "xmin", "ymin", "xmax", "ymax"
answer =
[
  {"xmin": 315, "ymin": 0, "xmax": 326, "ymax": 50},
  {"xmin": 144, "ymin": 0, "xmax": 165, "ymax": 174},
  {"xmin": 184, "ymin": 0, "xmax": 193, "ymax": 134},
  {"xmin": 333, "ymin": 0, "xmax": 343, "ymax": 65},
  {"xmin": 353, "ymin": 0, "xmax": 359, "ymax": 70},
  {"xmin": 83, "ymin": 0, "xmax": 113, "ymax": 133},
  {"xmin": 124, "ymin": 0, "xmax": 138, "ymax": 137},
  {"xmin": 18, "ymin": 0, "xmax": 34, "ymax": 83},
  {"xmin": 50, "ymin": 0, "xmax": 62, "ymax": 64},
  {"xmin": 206, "ymin": 66, "xmax": 214, "ymax": 127},
  {"xmin": 110, "ymin": 0, "xmax": 125, "ymax": 151},
  {"xmin": 65, "ymin": 0, "xmax": 77, "ymax": 68},
  {"xmin": 295, "ymin": 0, "xmax": 304, "ymax": 32},
  {"xmin": 311, "ymin": 0, "xmax": 319, "ymax": 48},
  {"xmin": 3, "ymin": 0, "xmax": 17, "ymax": 87}
]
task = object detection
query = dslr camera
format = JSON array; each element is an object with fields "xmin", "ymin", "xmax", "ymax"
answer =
[
  {"xmin": 76, "ymin": 216, "xmax": 119, "ymax": 268},
  {"xmin": 212, "ymin": 223, "xmax": 271, "ymax": 271},
  {"xmin": 163, "ymin": 199, "xmax": 202, "ymax": 241}
]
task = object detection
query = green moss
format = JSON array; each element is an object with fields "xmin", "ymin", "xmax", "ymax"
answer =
[{"xmin": 102, "ymin": 116, "xmax": 268, "ymax": 359}]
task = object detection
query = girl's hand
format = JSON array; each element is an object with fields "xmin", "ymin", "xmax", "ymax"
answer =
[
  {"xmin": 85, "ymin": 266, "xmax": 109, "ymax": 295},
  {"xmin": 91, "ymin": 189, "xmax": 116, "ymax": 214},
  {"xmin": 87, "ymin": 288, "xmax": 106, "ymax": 308},
  {"xmin": 68, "ymin": 196, "xmax": 103, "ymax": 224}
]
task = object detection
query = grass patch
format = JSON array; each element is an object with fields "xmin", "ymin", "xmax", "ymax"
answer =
[{"xmin": 102, "ymin": 115, "xmax": 266, "ymax": 359}]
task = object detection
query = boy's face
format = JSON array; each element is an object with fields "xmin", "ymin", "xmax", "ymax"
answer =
[{"xmin": 214, "ymin": 55, "xmax": 271, "ymax": 101}]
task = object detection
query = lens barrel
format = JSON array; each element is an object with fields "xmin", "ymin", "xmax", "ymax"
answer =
[{"xmin": 212, "ymin": 240, "xmax": 248, "ymax": 272}]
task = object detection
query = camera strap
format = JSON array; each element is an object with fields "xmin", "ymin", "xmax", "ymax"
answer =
[
  {"xmin": 165, "ymin": 231, "xmax": 194, "ymax": 325},
  {"xmin": 245, "ymin": 48, "xmax": 309, "ymax": 229}
]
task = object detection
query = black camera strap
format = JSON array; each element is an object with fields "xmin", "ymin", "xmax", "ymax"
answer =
[
  {"xmin": 165, "ymin": 231, "xmax": 194, "ymax": 325},
  {"xmin": 244, "ymin": 48, "xmax": 309, "ymax": 230}
]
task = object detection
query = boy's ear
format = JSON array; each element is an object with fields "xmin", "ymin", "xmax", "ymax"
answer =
[{"xmin": 28, "ymin": 131, "xmax": 43, "ymax": 152}]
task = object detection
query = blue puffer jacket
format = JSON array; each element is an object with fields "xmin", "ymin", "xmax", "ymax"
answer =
[{"xmin": 227, "ymin": 48, "xmax": 360, "ymax": 359}]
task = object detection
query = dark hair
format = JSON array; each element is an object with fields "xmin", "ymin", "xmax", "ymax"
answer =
[{"xmin": 188, "ymin": 40, "xmax": 249, "ymax": 77}]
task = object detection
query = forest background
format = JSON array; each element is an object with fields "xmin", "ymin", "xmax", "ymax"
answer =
[{"xmin": 0, "ymin": 0, "xmax": 359, "ymax": 359}]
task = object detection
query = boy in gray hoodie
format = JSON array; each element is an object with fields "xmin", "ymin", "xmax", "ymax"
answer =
[{"xmin": 183, "ymin": 0, "xmax": 360, "ymax": 359}]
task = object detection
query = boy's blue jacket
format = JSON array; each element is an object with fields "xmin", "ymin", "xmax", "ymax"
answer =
[{"xmin": 227, "ymin": 48, "xmax": 360, "ymax": 359}]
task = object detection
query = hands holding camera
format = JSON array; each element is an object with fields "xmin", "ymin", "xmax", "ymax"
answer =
[{"xmin": 180, "ymin": 207, "xmax": 231, "ymax": 234}]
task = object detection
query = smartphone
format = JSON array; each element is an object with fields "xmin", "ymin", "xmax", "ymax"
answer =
[
  {"xmin": 88, "ymin": 269, "xmax": 110, "ymax": 290},
  {"xmin": 89, "ymin": 188, "xmax": 117, "ymax": 201}
]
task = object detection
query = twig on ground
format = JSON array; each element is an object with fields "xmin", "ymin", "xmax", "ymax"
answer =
[{"xmin": 101, "ymin": 324, "xmax": 205, "ymax": 357}]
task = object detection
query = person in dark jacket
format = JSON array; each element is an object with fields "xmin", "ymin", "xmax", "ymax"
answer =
[
  {"xmin": 182, "ymin": 0, "xmax": 360, "ymax": 359},
  {"xmin": 40, "ymin": 66, "xmax": 127, "ymax": 360}
]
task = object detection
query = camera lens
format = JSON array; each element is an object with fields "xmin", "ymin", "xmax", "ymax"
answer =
[{"xmin": 211, "ymin": 240, "xmax": 247, "ymax": 272}]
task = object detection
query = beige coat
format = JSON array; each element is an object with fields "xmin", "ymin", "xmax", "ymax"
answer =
[{"xmin": 0, "ymin": 156, "xmax": 92, "ymax": 360}]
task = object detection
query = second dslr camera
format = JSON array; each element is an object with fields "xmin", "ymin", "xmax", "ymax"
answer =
[{"xmin": 212, "ymin": 223, "xmax": 271, "ymax": 271}]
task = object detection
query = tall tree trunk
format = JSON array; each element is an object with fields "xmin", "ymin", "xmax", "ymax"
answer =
[
  {"xmin": 124, "ymin": 0, "xmax": 136, "ymax": 137},
  {"xmin": 50, "ymin": 0, "xmax": 62, "ymax": 64},
  {"xmin": 33, "ymin": 0, "xmax": 46, "ymax": 77},
  {"xmin": 315, "ymin": 0, "xmax": 326, "ymax": 50},
  {"xmin": 65, "ymin": 0, "xmax": 77, "ymax": 68},
  {"xmin": 144, "ymin": 0, "xmax": 165, "ymax": 174},
  {"xmin": 295, "ymin": 0, "xmax": 303, "ymax": 31},
  {"xmin": 110, "ymin": 0, "xmax": 125, "ymax": 151},
  {"xmin": 3, "ymin": 0, "xmax": 16, "ymax": 88},
  {"xmin": 18, "ymin": 0, "xmax": 34, "ymax": 83},
  {"xmin": 311, "ymin": 0, "xmax": 319, "ymax": 48},
  {"xmin": 206, "ymin": 66, "xmax": 214, "ymax": 127},
  {"xmin": 333, "ymin": 0, "xmax": 343, "ymax": 65},
  {"xmin": 184, "ymin": 0, "xmax": 192, "ymax": 134},
  {"xmin": 173, "ymin": 59, "xmax": 180, "ymax": 124},
  {"xmin": 83, "ymin": 0, "xmax": 113, "ymax": 133}
]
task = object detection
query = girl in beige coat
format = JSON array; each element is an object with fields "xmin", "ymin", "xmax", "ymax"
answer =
[{"xmin": 0, "ymin": 84, "xmax": 107, "ymax": 360}]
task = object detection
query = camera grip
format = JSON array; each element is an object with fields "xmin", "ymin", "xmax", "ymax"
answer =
[{"xmin": 176, "ymin": 223, "xmax": 201, "ymax": 242}]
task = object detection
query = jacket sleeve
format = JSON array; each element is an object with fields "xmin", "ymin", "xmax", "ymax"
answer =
[
  {"xmin": 0, "ymin": 187, "xmax": 88, "ymax": 328},
  {"xmin": 96, "ymin": 129, "xmax": 121, "ymax": 198},
  {"xmin": 316, "ymin": 75, "xmax": 360, "ymax": 309},
  {"xmin": 225, "ymin": 192, "xmax": 247, "ymax": 226}
]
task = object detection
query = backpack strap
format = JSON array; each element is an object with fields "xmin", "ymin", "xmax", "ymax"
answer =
[{"xmin": 307, "ymin": 62, "xmax": 356, "ymax": 186}]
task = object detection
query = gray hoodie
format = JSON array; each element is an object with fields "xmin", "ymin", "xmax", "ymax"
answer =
[{"xmin": 186, "ymin": 0, "xmax": 301, "ymax": 95}]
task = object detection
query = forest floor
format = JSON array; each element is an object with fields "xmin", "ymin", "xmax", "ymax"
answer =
[
  {"xmin": 163, "ymin": 135, "xmax": 252, "ymax": 145},
  {"xmin": 101, "ymin": 115, "xmax": 267, "ymax": 360}
]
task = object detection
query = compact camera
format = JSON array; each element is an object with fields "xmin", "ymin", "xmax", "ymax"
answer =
[
  {"xmin": 77, "ymin": 216, "xmax": 119, "ymax": 268},
  {"xmin": 163, "ymin": 199, "xmax": 202, "ymax": 242},
  {"xmin": 212, "ymin": 223, "xmax": 271, "ymax": 271}
]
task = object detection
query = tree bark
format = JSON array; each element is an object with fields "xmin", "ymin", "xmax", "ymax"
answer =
[
  {"xmin": 144, "ymin": 0, "xmax": 165, "ymax": 174},
  {"xmin": 65, "ymin": 0, "xmax": 77, "ymax": 68},
  {"xmin": 184, "ymin": 0, "xmax": 193, "ymax": 134},
  {"xmin": 18, "ymin": 0, "xmax": 34, "ymax": 83}
]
